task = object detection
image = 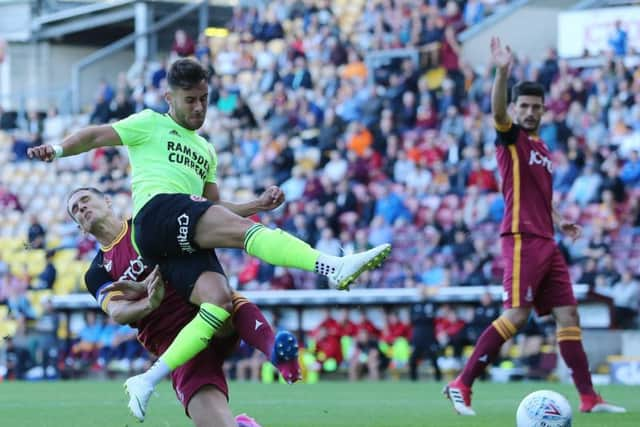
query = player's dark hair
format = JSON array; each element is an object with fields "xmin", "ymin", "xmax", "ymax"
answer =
[
  {"xmin": 167, "ymin": 58, "xmax": 208, "ymax": 90},
  {"xmin": 66, "ymin": 187, "xmax": 105, "ymax": 220},
  {"xmin": 511, "ymin": 81, "xmax": 545, "ymax": 103}
]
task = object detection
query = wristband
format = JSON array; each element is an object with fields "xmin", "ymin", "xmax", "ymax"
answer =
[{"xmin": 52, "ymin": 144, "xmax": 64, "ymax": 158}]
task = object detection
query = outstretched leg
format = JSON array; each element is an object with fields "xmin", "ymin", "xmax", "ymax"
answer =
[{"xmin": 193, "ymin": 205, "xmax": 391, "ymax": 290}]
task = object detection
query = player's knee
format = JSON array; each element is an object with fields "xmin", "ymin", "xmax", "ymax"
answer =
[
  {"xmin": 554, "ymin": 306, "xmax": 580, "ymax": 328},
  {"xmin": 503, "ymin": 308, "xmax": 530, "ymax": 329},
  {"xmin": 190, "ymin": 273, "xmax": 233, "ymax": 309}
]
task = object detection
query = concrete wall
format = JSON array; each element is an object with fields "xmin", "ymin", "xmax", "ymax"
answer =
[
  {"xmin": 460, "ymin": 0, "xmax": 578, "ymax": 69},
  {"xmin": 3, "ymin": 42, "xmax": 133, "ymax": 112},
  {"xmin": 0, "ymin": 2, "xmax": 31, "ymax": 41}
]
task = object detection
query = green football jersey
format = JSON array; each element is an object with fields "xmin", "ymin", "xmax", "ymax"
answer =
[{"xmin": 112, "ymin": 109, "xmax": 217, "ymax": 217}]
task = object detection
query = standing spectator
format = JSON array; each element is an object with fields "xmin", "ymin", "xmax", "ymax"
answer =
[
  {"xmin": 409, "ymin": 294, "xmax": 441, "ymax": 381},
  {"xmin": 608, "ymin": 20, "xmax": 628, "ymax": 57},
  {"xmin": 620, "ymin": 150, "xmax": 640, "ymax": 188}
]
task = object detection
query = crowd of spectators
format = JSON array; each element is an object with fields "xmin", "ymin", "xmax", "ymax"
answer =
[{"xmin": 1, "ymin": 0, "xmax": 640, "ymax": 381}]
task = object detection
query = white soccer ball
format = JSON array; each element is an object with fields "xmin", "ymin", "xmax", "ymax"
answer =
[{"xmin": 516, "ymin": 390, "xmax": 572, "ymax": 427}]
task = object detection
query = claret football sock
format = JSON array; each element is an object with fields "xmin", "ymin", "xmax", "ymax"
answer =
[
  {"xmin": 460, "ymin": 316, "xmax": 517, "ymax": 387},
  {"xmin": 232, "ymin": 293, "xmax": 301, "ymax": 383},
  {"xmin": 557, "ymin": 327, "xmax": 595, "ymax": 396},
  {"xmin": 232, "ymin": 293, "xmax": 274, "ymax": 357}
]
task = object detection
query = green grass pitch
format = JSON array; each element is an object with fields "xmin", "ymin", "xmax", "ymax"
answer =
[{"xmin": 1, "ymin": 380, "xmax": 638, "ymax": 426}]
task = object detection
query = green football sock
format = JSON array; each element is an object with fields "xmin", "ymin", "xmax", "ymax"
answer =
[
  {"xmin": 159, "ymin": 303, "xmax": 230, "ymax": 370},
  {"xmin": 244, "ymin": 224, "xmax": 321, "ymax": 272}
]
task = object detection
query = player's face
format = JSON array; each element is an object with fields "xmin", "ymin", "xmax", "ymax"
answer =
[
  {"xmin": 168, "ymin": 80, "xmax": 209, "ymax": 130},
  {"xmin": 513, "ymin": 95, "xmax": 544, "ymax": 133},
  {"xmin": 67, "ymin": 190, "xmax": 110, "ymax": 232}
]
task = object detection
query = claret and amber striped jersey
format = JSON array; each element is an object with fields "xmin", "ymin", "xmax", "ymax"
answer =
[{"xmin": 494, "ymin": 121, "xmax": 554, "ymax": 240}]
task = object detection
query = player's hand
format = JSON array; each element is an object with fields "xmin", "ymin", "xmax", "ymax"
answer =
[
  {"xmin": 27, "ymin": 144, "xmax": 56, "ymax": 162},
  {"xmin": 490, "ymin": 36, "xmax": 513, "ymax": 71},
  {"xmin": 560, "ymin": 221, "xmax": 582, "ymax": 241},
  {"xmin": 101, "ymin": 276, "xmax": 150, "ymax": 301},
  {"xmin": 256, "ymin": 185, "xmax": 285, "ymax": 212},
  {"xmin": 146, "ymin": 266, "xmax": 165, "ymax": 310}
]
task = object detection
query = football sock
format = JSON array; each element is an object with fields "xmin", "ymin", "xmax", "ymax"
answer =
[
  {"xmin": 143, "ymin": 303, "xmax": 230, "ymax": 386},
  {"xmin": 459, "ymin": 316, "xmax": 517, "ymax": 387},
  {"xmin": 231, "ymin": 293, "xmax": 274, "ymax": 358},
  {"xmin": 244, "ymin": 224, "xmax": 334, "ymax": 273},
  {"xmin": 557, "ymin": 327, "xmax": 595, "ymax": 396}
]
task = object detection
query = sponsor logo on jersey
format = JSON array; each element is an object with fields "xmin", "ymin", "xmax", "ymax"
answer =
[
  {"xmin": 177, "ymin": 213, "xmax": 195, "ymax": 253},
  {"xmin": 529, "ymin": 149, "xmax": 553, "ymax": 173},
  {"xmin": 119, "ymin": 256, "xmax": 148, "ymax": 281}
]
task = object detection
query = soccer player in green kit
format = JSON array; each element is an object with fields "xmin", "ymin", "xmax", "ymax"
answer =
[{"xmin": 28, "ymin": 58, "xmax": 391, "ymax": 422}]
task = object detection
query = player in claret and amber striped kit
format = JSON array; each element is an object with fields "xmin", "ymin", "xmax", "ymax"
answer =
[{"xmin": 444, "ymin": 37, "xmax": 625, "ymax": 416}]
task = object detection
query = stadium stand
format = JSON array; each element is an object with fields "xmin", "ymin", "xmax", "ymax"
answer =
[{"xmin": 0, "ymin": 0, "xmax": 638, "ymax": 381}]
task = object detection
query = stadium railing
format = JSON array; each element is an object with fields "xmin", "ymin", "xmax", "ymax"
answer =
[{"xmin": 51, "ymin": 284, "xmax": 617, "ymax": 345}]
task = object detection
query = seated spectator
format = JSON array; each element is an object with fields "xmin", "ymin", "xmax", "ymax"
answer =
[
  {"xmin": 348, "ymin": 328, "xmax": 387, "ymax": 381},
  {"xmin": 171, "ymin": 29, "xmax": 195, "ymax": 58},
  {"xmin": 3, "ymin": 334, "xmax": 33, "ymax": 380},
  {"xmin": 597, "ymin": 270, "xmax": 639, "ymax": 329},
  {"xmin": 6, "ymin": 286, "xmax": 36, "ymax": 320},
  {"xmin": 435, "ymin": 305, "xmax": 467, "ymax": 358},
  {"xmin": 312, "ymin": 325, "xmax": 343, "ymax": 373},
  {"xmin": 27, "ymin": 215, "xmax": 46, "ymax": 249},
  {"xmin": 234, "ymin": 340, "xmax": 264, "ymax": 382},
  {"xmin": 42, "ymin": 106, "xmax": 67, "ymax": 141},
  {"xmin": 28, "ymin": 295, "xmax": 60, "ymax": 379},
  {"xmin": 32, "ymin": 250, "xmax": 56, "ymax": 290},
  {"xmin": 0, "ymin": 185, "xmax": 22, "ymax": 212},
  {"xmin": 68, "ymin": 311, "xmax": 103, "ymax": 371},
  {"xmin": 567, "ymin": 164, "xmax": 602, "ymax": 206}
]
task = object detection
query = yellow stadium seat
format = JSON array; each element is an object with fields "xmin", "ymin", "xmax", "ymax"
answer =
[{"xmin": 0, "ymin": 319, "xmax": 18, "ymax": 338}]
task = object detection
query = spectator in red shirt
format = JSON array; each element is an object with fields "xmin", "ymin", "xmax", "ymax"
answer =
[
  {"xmin": 171, "ymin": 29, "xmax": 195, "ymax": 58},
  {"xmin": 314, "ymin": 308, "xmax": 341, "ymax": 338},
  {"xmin": 356, "ymin": 309, "xmax": 380, "ymax": 338},
  {"xmin": 0, "ymin": 185, "xmax": 22, "ymax": 212},
  {"xmin": 313, "ymin": 325, "xmax": 343, "ymax": 366},
  {"xmin": 435, "ymin": 305, "xmax": 467, "ymax": 358},
  {"xmin": 380, "ymin": 311, "xmax": 411, "ymax": 345},
  {"xmin": 467, "ymin": 159, "xmax": 498, "ymax": 192},
  {"xmin": 337, "ymin": 308, "xmax": 358, "ymax": 337}
]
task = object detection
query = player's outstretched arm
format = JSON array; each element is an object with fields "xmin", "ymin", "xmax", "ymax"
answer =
[
  {"xmin": 490, "ymin": 36, "xmax": 513, "ymax": 126},
  {"xmin": 27, "ymin": 124, "xmax": 122, "ymax": 162},
  {"xmin": 204, "ymin": 183, "xmax": 285, "ymax": 217}
]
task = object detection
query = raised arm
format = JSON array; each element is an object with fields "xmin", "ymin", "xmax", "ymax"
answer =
[
  {"xmin": 27, "ymin": 124, "xmax": 122, "ymax": 162},
  {"xmin": 204, "ymin": 182, "xmax": 285, "ymax": 217},
  {"xmin": 490, "ymin": 37, "xmax": 513, "ymax": 127}
]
